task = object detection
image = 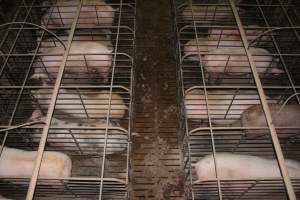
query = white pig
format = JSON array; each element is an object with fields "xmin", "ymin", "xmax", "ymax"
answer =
[
  {"xmin": 209, "ymin": 25, "xmax": 271, "ymax": 45},
  {"xmin": 31, "ymin": 40, "xmax": 113, "ymax": 82},
  {"xmin": 36, "ymin": 35, "xmax": 112, "ymax": 53},
  {"xmin": 181, "ymin": 1, "xmax": 244, "ymax": 24},
  {"xmin": 241, "ymin": 104, "xmax": 300, "ymax": 128},
  {"xmin": 29, "ymin": 110, "xmax": 128, "ymax": 155},
  {"xmin": 0, "ymin": 146, "xmax": 72, "ymax": 178},
  {"xmin": 42, "ymin": 0, "xmax": 115, "ymax": 29},
  {"xmin": 32, "ymin": 89, "xmax": 128, "ymax": 120},
  {"xmin": 194, "ymin": 153, "xmax": 300, "ymax": 181},
  {"xmin": 184, "ymin": 89, "xmax": 273, "ymax": 125},
  {"xmin": 184, "ymin": 26, "xmax": 271, "ymax": 61},
  {"xmin": 203, "ymin": 47, "xmax": 284, "ymax": 76},
  {"xmin": 183, "ymin": 36, "xmax": 242, "ymax": 61}
]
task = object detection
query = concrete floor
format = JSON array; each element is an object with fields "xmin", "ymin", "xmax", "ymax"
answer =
[{"xmin": 131, "ymin": 0, "xmax": 184, "ymax": 199}]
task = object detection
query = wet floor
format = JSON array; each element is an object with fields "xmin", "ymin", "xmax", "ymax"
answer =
[{"xmin": 131, "ymin": 0, "xmax": 184, "ymax": 199}]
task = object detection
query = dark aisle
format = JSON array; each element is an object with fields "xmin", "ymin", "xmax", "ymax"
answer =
[{"xmin": 131, "ymin": 0, "xmax": 184, "ymax": 199}]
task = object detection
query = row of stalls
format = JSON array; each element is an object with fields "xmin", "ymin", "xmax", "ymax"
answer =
[
  {"xmin": 174, "ymin": 0, "xmax": 300, "ymax": 199},
  {"xmin": 0, "ymin": 0, "xmax": 135, "ymax": 199}
]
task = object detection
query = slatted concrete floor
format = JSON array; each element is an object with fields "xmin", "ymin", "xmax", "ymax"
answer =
[{"xmin": 131, "ymin": 0, "xmax": 184, "ymax": 199}]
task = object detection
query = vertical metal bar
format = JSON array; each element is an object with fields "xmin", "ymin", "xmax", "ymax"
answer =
[
  {"xmin": 127, "ymin": 1, "xmax": 136, "ymax": 198},
  {"xmin": 223, "ymin": 88, "xmax": 239, "ymax": 120},
  {"xmin": 83, "ymin": 54, "xmax": 90, "ymax": 72},
  {"xmin": 98, "ymin": 1, "xmax": 123, "ymax": 199},
  {"xmin": 95, "ymin": 5, "xmax": 101, "ymax": 25},
  {"xmin": 68, "ymin": 129, "xmax": 83, "ymax": 155},
  {"xmin": 229, "ymin": 1, "xmax": 296, "ymax": 199},
  {"xmin": 60, "ymin": 179, "xmax": 77, "ymax": 197},
  {"xmin": 175, "ymin": 2, "xmax": 206, "ymax": 199},
  {"xmin": 25, "ymin": 1, "xmax": 83, "ymax": 199},
  {"xmin": 175, "ymin": 2, "xmax": 196, "ymax": 199},
  {"xmin": 76, "ymin": 88, "xmax": 89, "ymax": 119},
  {"xmin": 188, "ymin": 1, "xmax": 223, "ymax": 199}
]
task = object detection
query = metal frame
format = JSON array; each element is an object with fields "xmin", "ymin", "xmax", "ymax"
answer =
[
  {"xmin": 173, "ymin": 0, "xmax": 300, "ymax": 199},
  {"xmin": 0, "ymin": 0, "xmax": 136, "ymax": 199}
]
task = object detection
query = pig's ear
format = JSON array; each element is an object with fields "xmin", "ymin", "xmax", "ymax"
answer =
[{"xmin": 270, "ymin": 68, "xmax": 284, "ymax": 75}]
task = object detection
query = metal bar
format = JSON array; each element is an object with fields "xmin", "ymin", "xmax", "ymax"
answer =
[
  {"xmin": 68, "ymin": 129, "xmax": 84, "ymax": 155},
  {"xmin": 0, "ymin": 22, "xmax": 66, "ymax": 79},
  {"xmin": 229, "ymin": 1, "xmax": 297, "ymax": 199},
  {"xmin": 278, "ymin": 1, "xmax": 300, "ymax": 42},
  {"xmin": 25, "ymin": 1, "xmax": 83, "ymax": 199},
  {"xmin": 254, "ymin": 2, "xmax": 300, "ymax": 104},
  {"xmin": 0, "ymin": 0, "xmax": 37, "ymax": 158},
  {"xmin": 76, "ymin": 88, "xmax": 89, "ymax": 119},
  {"xmin": 188, "ymin": 0, "xmax": 223, "ymax": 199},
  {"xmin": 0, "ymin": 4, "xmax": 23, "ymax": 50},
  {"xmin": 188, "ymin": 126, "xmax": 300, "ymax": 134},
  {"xmin": 172, "ymin": 1, "xmax": 192, "ymax": 199},
  {"xmin": 223, "ymin": 88, "xmax": 239, "ymax": 120},
  {"xmin": 99, "ymin": 1, "xmax": 124, "ymax": 199},
  {"xmin": 175, "ymin": 1, "xmax": 199, "ymax": 199},
  {"xmin": 126, "ymin": 0, "xmax": 136, "ymax": 198}
]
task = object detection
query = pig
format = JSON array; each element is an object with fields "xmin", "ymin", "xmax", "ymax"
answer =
[
  {"xmin": 31, "ymin": 40, "xmax": 113, "ymax": 83},
  {"xmin": 194, "ymin": 153, "xmax": 300, "ymax": 181},
  {"xmin": 42, "ymin": 0, "xmax": 115, "ymax": 29},
  {"xmin": 184, "ymin": 89, "xmax": 274, "ymax": 125},
  {"xmin": 31, "ymin": 89, "xmax": 128, "ymax": 120},
  {"xmin": 183, "ymin": 36, "xmax": 242, "ymax": 61},
  {"xmin": 241, "ymin": 104, "xmax": 300, "ymax": 128},
  {"xmin": 203, "ymin": 47, "xmax": 284, "ymax": 77},
  {"xmin": 184, "ymin": 26, "xmax": 272, "ymax": 61},
  {"xmin": 0, "ymin": 146, "xmax": 72, "ymax": 178},
  {"xmin": 29, "ymin": 110, "xmax": 128, "ymax": 155},
  {"xmin": 181, "ymin": 0, "xmax": 244, "ymax": 24},
  {"xmin": 209, "ymin": 25, "xmax": 271, "ymax": 45},
  {"xmin": 36, "ymin": 35, "xmax": 112, "ymax": 53}
]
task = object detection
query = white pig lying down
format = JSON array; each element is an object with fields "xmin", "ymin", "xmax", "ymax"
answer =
[
  {"xmin": 36, "ymin": 35, "xmax": 112, "ymax": 54},
  {"xmin": 184, "ymin": 89, "xmax": 274, "ymax": 125},
  {"xmin": 32, "ymin": 89, "xmax": 128, "ymax": 120},
  {"xmin": 183, "ymin": 36, "xmax": 238, "ymax": 61},
  {"xmin": 181, "ymin": 0, "xmax": 244, "ymax": 24},
  {"xmin": 29, "ymin": 111, "xmax": 128, "ymax": 155},
  {"xmin": 0, "ymin": 146, "xmax": 72, "ymax": 178},
  {"xmin": 31, "ymin": 40, "xmax": 113, "ymax": 83},
  {"xmin": 194, "ymin": 153, "xmax": 300, "ymax": 181},
  {"xmin": 241, "ymin": 104, "xmax": 300, "ymax": 128},
  {"xmin": 183, "ymin": 25, "xmax": 271, "ymax": 61},
  {"xmin": 42, "ymin": 0, "xmax": 115, "ymax": 29},
  {"xmin": 203, "ymin": 47, "xmax": 284, "ymax": 77}
]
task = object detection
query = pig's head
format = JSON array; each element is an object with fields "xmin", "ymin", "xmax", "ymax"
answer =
[{"xmin": 194, "ymin": 155, "xmax": 217, "ymax": 181}]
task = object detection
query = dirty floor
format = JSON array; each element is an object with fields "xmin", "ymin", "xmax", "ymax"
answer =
[{"xmin": 131, "ymin": 0, "xmax": 184, "ymax": 199}]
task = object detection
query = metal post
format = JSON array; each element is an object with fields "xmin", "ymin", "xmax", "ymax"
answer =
[{"xmin": 25, "ymin": 1, "xmax": 83, "ymax": 199}]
